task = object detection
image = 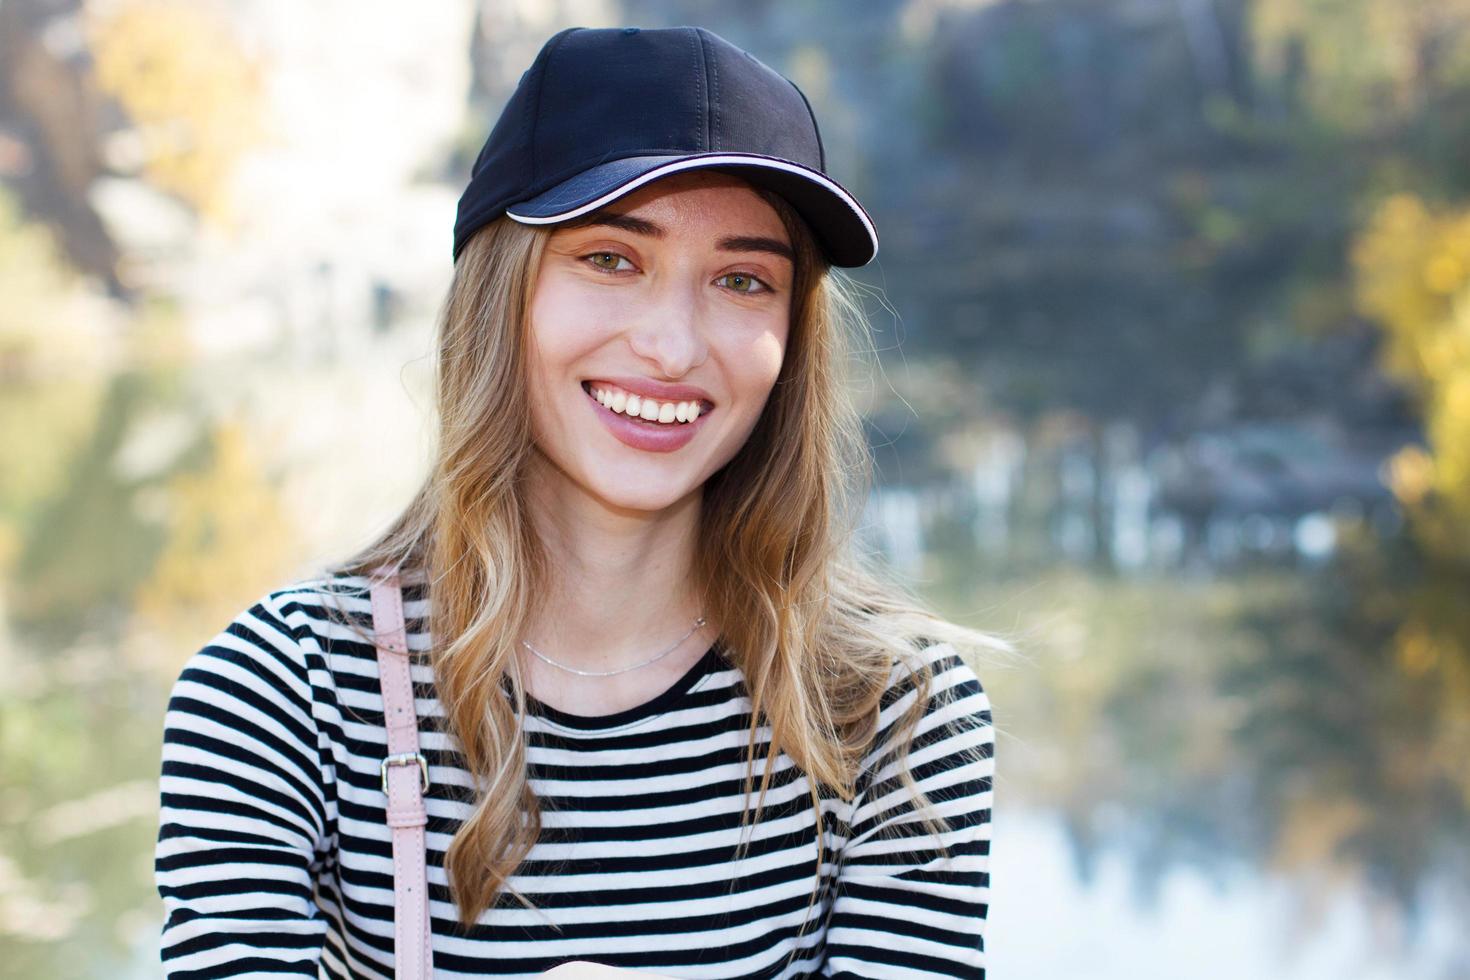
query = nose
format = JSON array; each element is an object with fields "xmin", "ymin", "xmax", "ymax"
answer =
[{"xmin": 625, "ymin": 278, "xmax": 709, "ymax": 378}]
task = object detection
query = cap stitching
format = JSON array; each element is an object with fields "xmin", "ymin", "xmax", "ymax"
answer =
[
  {"xmin": 698, "ymin": 29, "xmax": 722, "ymax": 151},
  {"xmin": 686, "ymin": 28, "xmax": 706, "ymax": 152},
  {"xmin": 789, "ymin": 77, "xmax": 827, "ymax": 173}
]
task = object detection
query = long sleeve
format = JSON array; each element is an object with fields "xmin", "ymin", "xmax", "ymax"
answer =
[
  {"xmin": 822, "ymin": 643, "xmax": 994, "ymax": 980},
  {"xmin": 154, "ymin": 592, "xmax": 333, "ymax": 978}
]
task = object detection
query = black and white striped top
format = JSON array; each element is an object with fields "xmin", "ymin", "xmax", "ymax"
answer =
[{"xmin": 154, "ymin": 575, "xmax": 994, "ymax": 979}]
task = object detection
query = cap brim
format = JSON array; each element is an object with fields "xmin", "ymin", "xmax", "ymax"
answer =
[{"xmin": 504, "ymin": 153, "xmax": 878, "ymax": 267}]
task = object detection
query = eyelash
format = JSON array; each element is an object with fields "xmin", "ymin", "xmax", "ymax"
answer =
[{"xmin": 579, "ymin": 251, "xmax": 773, "ymax": 294}]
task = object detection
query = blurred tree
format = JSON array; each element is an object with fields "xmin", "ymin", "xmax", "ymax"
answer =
[
  {"xmin": 85, "ymin": 0, "xmax": 267, "ymax": 226},
  {"xmin": 9, "ymin": 363, "xmax": 184, "ymax": 641},
  {"xmin": 0, "ymin": 0, "xmax": 123, "ymax": 291},
  {"xmin": 0, "ymin": 187, "xmax": 111, "ymax": 579},
  {"xmin": 931, "ymin": 533, "xmax": 1470, "ymax": 925},
  {"xmin": 1353, "ymin": 194, "xmax": 1470, "ymax": 563},
  {"xmin": 1253, "ymin": 0, "xmax": 1470, "ymax": 136},
  {"xmin": 131, "ymin": 420, "xmax": 297, "ymax": 659}
]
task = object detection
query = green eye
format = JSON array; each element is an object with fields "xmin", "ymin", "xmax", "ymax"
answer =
[{"xmin": 719, "ymin": 273, "xmax": 763, "ymax": 293}]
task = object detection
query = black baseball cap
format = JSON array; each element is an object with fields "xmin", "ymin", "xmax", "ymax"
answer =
[{"xmin": 452, "ymin": 26, "xmax": 878, "ymax": 268}]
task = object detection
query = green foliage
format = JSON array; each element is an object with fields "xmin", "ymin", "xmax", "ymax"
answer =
[
  {"xmin": 0, "ymin": 647, "xmax": 173, "ymax": 972},
  {"xmin": 924, "ymin": 527, "xmax": 1470, "ymax": 914},
  {"xmin": 0, "ymin": 188, "xmax": 111, "ymax": 575},
  {"xmin": 1253, "ymin": 0, "xmax": 1470, "ymax": 134}
]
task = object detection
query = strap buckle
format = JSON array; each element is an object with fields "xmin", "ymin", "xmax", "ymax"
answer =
[{"xmin": 380, "ymin": 752, "xmax": 430, "ymax": 794}]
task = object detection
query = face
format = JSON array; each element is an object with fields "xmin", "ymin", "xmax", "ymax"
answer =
[{"xmin": 522, "ymin": 171, "xmax": 795, "ymax": 515}]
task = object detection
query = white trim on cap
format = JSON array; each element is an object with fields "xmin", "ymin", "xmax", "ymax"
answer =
[{"xmin": 504, "ymin": 153, "xmax": 879, "ymax": 259}]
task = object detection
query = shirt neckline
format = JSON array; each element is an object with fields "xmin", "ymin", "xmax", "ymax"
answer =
[{"xmin": 508, "ymin": 641, "xmax": 726, "ymax": 733}]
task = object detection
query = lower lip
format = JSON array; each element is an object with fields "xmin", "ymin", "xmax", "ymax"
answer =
[{"xmin": 584, "ymin": 386, "xmax": 711, "ymax": 453}]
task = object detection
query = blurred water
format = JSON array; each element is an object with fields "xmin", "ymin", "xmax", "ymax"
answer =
[
  {"xmin": 991, "ymin": 808, "xmax": 1470, "ymax": 979},
  {"xmin": 5, "ymin": 547, "xmax": 1467, "ymax": 976}
]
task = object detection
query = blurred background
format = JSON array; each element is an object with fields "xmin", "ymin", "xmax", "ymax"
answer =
[{"xmin": 2, "ymin": 0, "xmax": 1469, "ymax": 977}]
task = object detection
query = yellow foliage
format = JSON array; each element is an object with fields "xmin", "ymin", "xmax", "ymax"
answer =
[
  {"xmin": 86, "ymin": 0, "xmax": 266, "ymax": 226},
  {"xmin": 131, "ymin": 421, "xmax": 296, "ymax": 664},
  {"xmin": 1385, "ymin": 444, "xmax": 1433, "ymax": 507},
  {"xmin": 1353, "ymin": 193, "xmax": 1470, "ymax": 562},
  {"xmin": 1394, "ymin": 622, "xmax": 1440, "ymax": 676},
  {"xmin": 1424, "ymin": 253, "xmax": 1464, "ymax": 294},
  {"xmin": 1252, "ymin": 0, "xmax": 1470, "ymax": 130}
]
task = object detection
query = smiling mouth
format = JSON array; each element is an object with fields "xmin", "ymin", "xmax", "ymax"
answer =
[{"xmin": 581, "ymin": 381, "xmax": 713, "ymax": 426}]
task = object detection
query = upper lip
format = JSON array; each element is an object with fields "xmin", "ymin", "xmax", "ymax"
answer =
[{"xmin": 585, "ymin": 376, "xmax": 716, "ymax": 408}]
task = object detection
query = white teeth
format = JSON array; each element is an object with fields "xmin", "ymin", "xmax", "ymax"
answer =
[{"xmin": 588, "ymin": 384, "xmax": 706, "ymax": 425}]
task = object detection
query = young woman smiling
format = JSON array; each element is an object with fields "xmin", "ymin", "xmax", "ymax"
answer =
[{"xmin": 155, "ymin": 25, "xmax": 1006, "ymax": 980}]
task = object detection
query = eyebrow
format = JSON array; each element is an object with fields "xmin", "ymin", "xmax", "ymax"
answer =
[{"xmin": 566, "ymin": 212, "xmax": 795, "ymax": 263}]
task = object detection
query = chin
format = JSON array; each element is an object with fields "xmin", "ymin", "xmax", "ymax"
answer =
[
  {"xmin": 574, "ymin": 450, "xmax": 714, "ymax": 515},
  {"xmin": 591, "ymin": 482, "xmax": 699, "ymax": 515}
]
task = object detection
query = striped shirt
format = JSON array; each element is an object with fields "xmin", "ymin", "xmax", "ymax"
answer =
[{"xmin": 154, "ymin": 575, "xmax": 994, "ymax": 979}]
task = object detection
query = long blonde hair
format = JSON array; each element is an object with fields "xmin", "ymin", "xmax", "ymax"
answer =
[{"xmin": 322, "ymin": 184, "xmax": 1011, "ymax": 934}]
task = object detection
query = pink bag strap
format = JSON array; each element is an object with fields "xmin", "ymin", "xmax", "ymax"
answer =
[{"xmin": 369, "ymin": 567, "xmax": 433, "ymax": 979}]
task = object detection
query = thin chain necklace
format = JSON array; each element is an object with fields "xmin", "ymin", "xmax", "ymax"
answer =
[{"xmin": 521, "ymin": 615, "xmax": 707, "ymax": 677}]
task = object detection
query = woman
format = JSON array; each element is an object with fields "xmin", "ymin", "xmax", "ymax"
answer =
[{"xmin": 155, "ymin": 25, "xmax": 1005, "ymax": 980}]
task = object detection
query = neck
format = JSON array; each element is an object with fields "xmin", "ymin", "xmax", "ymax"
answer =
[{"xmin": 521, "ymin": 456, "xmax": 711, "ymax": 673}]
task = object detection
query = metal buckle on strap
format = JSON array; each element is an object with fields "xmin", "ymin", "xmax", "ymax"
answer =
[{"xmin": 380, "ymin": 752, "xmax": 430, "ymax": 794}]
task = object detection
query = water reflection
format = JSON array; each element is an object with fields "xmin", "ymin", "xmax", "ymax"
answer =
[
  {"xmin": 866, "ymin": 417, "xmax": 1405, "ymax": 577},
  {"xmin": 898, "ymin": 420, "xmax": 1470, "ymax": 974},
  {"xmin": 2, "ymin": 417, "xmax": 1470, "ymax": 975},
  {"xmin": 0, "ymin": 641, "xmax": 172, "ymax": 977},
  {"xmin": 991, "ymin": 807, "xmax": 1470, "ymax": 978},
  {"xmin": 3, "ymin": 406, "xmax": 1467, "ymax": 976}
]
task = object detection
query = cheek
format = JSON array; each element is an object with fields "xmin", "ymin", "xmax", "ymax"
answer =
[
  {"xmin": 525, "ymin": 276, "xmax": 606, "ymax": 378},
  {"xmin": 709, "ymin": 317, "xmax": 789, "ymax": 456},
  {"xmin": 745, "ymin": 332, "xmax": 787, "ymax": 397},
  {"xmin": 739, "ymin": 315, "xmax": 790, "ymax": 401},
  {"xmin": 523, "ymin": 284, "xmax": 592, "ymax": 448}
]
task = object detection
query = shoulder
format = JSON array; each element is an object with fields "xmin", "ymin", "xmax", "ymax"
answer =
[
  {"xmin": 251, "ymin": 568, "xmax": 431, "ymax": 650},
  {"xmin": 881, "ymin": 637, "xmax": 990, "ymax": 717},
  {"xmin": 862, "ymin": 638, "xmax": 994, "ymax": 773},
  {"xmin": 167, "ymin": 571, "xmax": 387, "ymax": 709}
]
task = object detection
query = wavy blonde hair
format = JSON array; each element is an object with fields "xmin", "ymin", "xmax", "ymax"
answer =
[{"xmin": 322, "ymin": 185, "xmax": 1011, "ymax": 941}]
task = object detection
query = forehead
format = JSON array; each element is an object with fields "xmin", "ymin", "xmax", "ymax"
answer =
[{"xmin": 562, "ymin": 171, "xmax": 790, "ymax": 242}]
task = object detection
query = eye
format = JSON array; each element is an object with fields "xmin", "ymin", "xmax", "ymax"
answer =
[
  {"xmin": 584, "ymin": 251, "xmax": 634, "ymax": 273},
  {"xmin": 716, "ymin": 272, "xmax": 771, "ymax": 294}
]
